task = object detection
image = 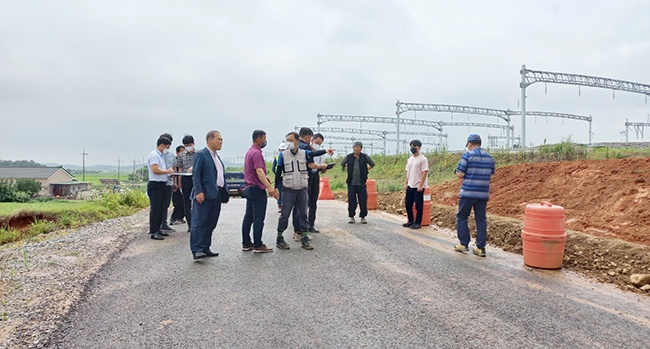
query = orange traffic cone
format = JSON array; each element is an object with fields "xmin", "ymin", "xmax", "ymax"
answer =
[
  {"xmin": 367, "ymin": 179, "xmax": 378, "ymax": 210},
  {"xmin": 319, "ymin": 177, "xmax": 334, "ymax": 200}
]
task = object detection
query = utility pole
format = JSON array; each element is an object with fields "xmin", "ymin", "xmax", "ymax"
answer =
[
  {"xmin": 82, "ymin": 148, "xmax": 88, "ymax": 181},
  {"xmin": 133, "ymin": 159, "xmax": 137, "ymax": 182},
  {"xmin": 117, "ymin": 158, "xmax": 123, "ymax": 182}
]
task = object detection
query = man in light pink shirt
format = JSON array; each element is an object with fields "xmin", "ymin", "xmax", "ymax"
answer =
[{"xmin": 403, "ymin": 139, "xmax": 429, "ymax": 230}]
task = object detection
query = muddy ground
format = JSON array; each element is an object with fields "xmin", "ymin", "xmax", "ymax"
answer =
[{"xmin": 335, "ymin": 157, "xmax": 650, "ymax": 294}]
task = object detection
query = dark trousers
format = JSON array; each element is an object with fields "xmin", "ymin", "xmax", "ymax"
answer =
[
  {"xmin": 161, "ymin": 185, "xmax": 172, "ymax": 227},
  {"xmin": 190, "ymin": 197, "xmax": 221, "ymax": 253},
  {"xmin": 456, "ymin": 197, "xmax": 488, "ymax": 249},
  {"xmin": 242, "ymin": 186, "xmax": 268, "ymax": 247},
  {"xmin": 279, "ymin": 188, "xmax": 308, "ymax": 233},
  {"xmin": 307, "ymin": 172, "xmax": 320, "ymax": 228},
  {"xmin": 181, "ymin": 176, "xmax": 194, "ymax": 228},
  {"xmin": 147, "ymin": 181, "xmax": 167, "ymax": 234},
  {"xmin": 347, "ymin": 184, "xmax": 368, "ymax": 218},
  {"xmin": 171, "ymin": 188, "xmax": 185, "ymax": 221},
  {"xmin": 405, "ymin": 187, "xmax": 424, "ymax": 224}
]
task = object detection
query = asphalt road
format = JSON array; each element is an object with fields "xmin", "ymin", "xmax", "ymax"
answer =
[{"xmin": 51, "ymin": 198, "xmax": 650, "ymax": 348}]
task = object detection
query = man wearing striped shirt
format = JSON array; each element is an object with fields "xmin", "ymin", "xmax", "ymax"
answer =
[{"xmin": 453, "ymin": 134, "xmax": 495, "ymax": 257}]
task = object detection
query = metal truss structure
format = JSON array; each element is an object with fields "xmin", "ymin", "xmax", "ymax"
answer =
[
  {"xmin": 396, "ymin": 102, "xmax": 511, "ymax": 122},
  {"xmin": 326, "ymin": 141, "xmax": 385, "ymax": 155},
  {"xmin": 302, "ymin": 127, "xmax": 445, "ymax": 154},
  {"xmin": 488, "ymin": 135, "xmax": 521, "ymax": 148},
  {"xmin": 317, "ymin": 114, "xmax": 443, "ymax": 131},
  {"xmin": 507, "ymin": 110, "xmax": 593, "ymax": 145},
  {"xmin": 317, "ymin": 113, "xmax": 509, "ymax": 153},
  {"xmin": 520, "ymin": 65, "xmax": 650, "ymax": 146},
  {"xmin": 625, "ymin": 119, "xmax": 650, "ymax": 142}
]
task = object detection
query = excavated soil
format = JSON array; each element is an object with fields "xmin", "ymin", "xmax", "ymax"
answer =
[
  {"xmin": 0, "ymin": 211, "xmax": 56, "ymax": 232},
  {"xmin": 334, "ymin": 157, "xmax": 650, "ymax": 293}
]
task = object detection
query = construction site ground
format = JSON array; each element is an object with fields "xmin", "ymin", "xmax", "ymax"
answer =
[{"xmin": 336, "ymin": 157, "xmax": 650, "ymax": 293}]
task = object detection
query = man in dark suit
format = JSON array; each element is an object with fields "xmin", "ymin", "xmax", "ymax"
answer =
[{"xmin": 190, "ymin": 130, "xmax": 227, "ymax": 260}]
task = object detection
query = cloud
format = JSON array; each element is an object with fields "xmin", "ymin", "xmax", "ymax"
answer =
[{"xmin": 1, "ymin": 0, "xmax": 649, "ymax": 165}]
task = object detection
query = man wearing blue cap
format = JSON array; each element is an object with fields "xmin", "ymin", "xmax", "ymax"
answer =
[{"xmin": 453, "ymin": 134, "xmax": 495, "ymax": 257}]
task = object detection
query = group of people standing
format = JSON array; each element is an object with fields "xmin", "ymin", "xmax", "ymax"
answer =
[{"xmin": 147, "ymin": 128, "xmax": 495, "ymax": 260}]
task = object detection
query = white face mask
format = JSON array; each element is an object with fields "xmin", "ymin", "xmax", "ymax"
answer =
[
  {"xmin": 312, "ymin": 143, "xmax": 322, "ymax": 150},
  {"xmin": 163, "ymin": 148, "xmax": 170, "ymax": 154},
  {"xmin": 286, "ymin": 142, "xmax": 295, "ymax": 150},
  {"xmin": 185, "ymin": 146, "xmax": 194, "ymax": 152}
]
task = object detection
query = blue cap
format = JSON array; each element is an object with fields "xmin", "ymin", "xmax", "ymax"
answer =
[{"xmin": 467, "ymin": 134, "xmax": 481, "ymax": 142}]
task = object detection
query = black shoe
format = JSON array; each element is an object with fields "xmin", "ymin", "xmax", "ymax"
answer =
[
  {"xmin": 161, "ymin": 225, "xmax": 175, "ymax": 232},
  {"xmin": 309, "ymin": 227, "xmax": 320, "ymax": 233},
  {"xmin": 169, "ymin": 219, "xmax": 176, "ymax": 225},
  {"xmin": 203, "ymin": 250, "xmax": 219, "ymax": 257},
  {"xmin": 193, "ymin": 251, "xmax": 207, "ymax": 260},
  {"xmin": 159, "ymin": 230, "xmax": 170, "ymax": 236},
  {"xmin": 402, "ymin": 221, "xmax": 414, "ymax": 228},
  {"xmin": 410, "ymin": 223, "xmax": 421, "ymax": 230},
  {"xmin": 150, "ymin": 232, "xmax": 165, "ymax": 240}
]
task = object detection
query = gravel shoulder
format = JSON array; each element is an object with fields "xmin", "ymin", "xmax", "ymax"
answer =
[{"xmin": 0, "ymin": 210, "xmax": 149, "ymax": 348}]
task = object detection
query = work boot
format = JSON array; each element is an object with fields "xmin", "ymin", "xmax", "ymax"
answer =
[
  {"xmin": 301, "ymin": 235, "xmax": 314, "ymax": 250},
  {"xmin": 276, "ymin": 237, "xmax": 290, "ymax": 250}
]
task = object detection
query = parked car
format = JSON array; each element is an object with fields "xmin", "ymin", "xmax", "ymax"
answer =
[{"xmin": 225, "ymin": 172, "xmax": 245, "ymax": 197}]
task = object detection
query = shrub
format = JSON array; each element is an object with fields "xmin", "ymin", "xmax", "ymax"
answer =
[
  {"xmin": 0, "ymin": 181, "xmax": 14, "ymax": 202},
  {"xmin": 15, "ymin": 179, "xmax": 42, "ymax": 198}
]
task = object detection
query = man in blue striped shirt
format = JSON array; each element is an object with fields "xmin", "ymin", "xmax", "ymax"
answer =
[{"xmin": 453, "ymin": 134, "xmax": 495, "ymax": 257}]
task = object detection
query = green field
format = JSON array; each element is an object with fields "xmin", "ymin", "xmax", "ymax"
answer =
[
  {"xmin": 0, "ymin": 200, "xmax": 101, "ymax": 216},
  {"xmin": 0, "ymin": 190, "xmax": 149, "ymax": 245}
]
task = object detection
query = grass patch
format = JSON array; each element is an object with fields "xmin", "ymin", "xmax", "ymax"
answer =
[{"xmin": 0, "ymin": 189, "xmax": 149, "ymax": 245}]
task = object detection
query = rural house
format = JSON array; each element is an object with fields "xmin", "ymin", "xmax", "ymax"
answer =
[{"xmin": 0, "ymin": 166, "xmax": 90, "ymax": 197}]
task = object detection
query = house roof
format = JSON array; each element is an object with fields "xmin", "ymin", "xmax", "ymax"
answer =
[{"xmin": 0, "ymin": 166, "xmax": 75, "ymax": 180}]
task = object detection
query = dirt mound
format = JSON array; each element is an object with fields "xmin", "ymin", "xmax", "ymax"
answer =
[
  {"xmin": 334, "ymin": 157, "xmax": 650, "ymax": 293},
  {"xmin": 0, "ymin": 211, "xmax": 56, "ymax": 232},
  {"xmin": 429, "ymin": 157, "xmax": 650, "ymax": 245}
]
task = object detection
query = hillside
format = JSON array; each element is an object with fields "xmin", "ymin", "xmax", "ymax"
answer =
[{"xmin": 428, "ymin": 157, "xmax": 650, "ymax": 245}]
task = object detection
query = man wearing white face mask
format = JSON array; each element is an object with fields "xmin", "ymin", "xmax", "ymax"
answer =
[
  {"xmin": 159, "ymin": 133, "xmax": 176, "ymax": 233},
  {"xmin": 275, "ymin": 132, "xmax": 334, "ymax": 250},
  {"xmin": 176, "ymin": 135, "xmax": 197, "ymax": 233},
  {"xmin": 147, "ymin": 136, "xmax": 175, "ymax": 240},
  {"xmin": 308, "ymin": 133, "xmax": 326, "ymax": 233}
]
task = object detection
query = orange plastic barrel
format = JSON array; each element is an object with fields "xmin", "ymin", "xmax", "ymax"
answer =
[
  {"xmin": 318, "ymin": 177, "xmax": 334, "ymax": 200},
  {"xmin": 367, "ymin": 179, "xmax": 378, "ymax": 210},
  {"xmin": 412, "ymin": 187, "xmax": 432, "ymax": 226},
  {"xmin": 521, "ymin": 202, "xmax": 567, "ymax": 269}
]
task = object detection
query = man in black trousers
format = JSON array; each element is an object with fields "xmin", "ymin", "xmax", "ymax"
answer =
[
  {"xmin": 190, "ymin": 130, "xmax": 226, "ymax": 260},
  {"xmin": 176, "ymin": 135, "xmax": 197, "ymax": 233},
  {"xmin": 169, "ymin": 145, "xmax": 185, "ymax": 225},
  {"xmin": 147, "ymin": 136, "xmax": 175, "ymax": 240}
]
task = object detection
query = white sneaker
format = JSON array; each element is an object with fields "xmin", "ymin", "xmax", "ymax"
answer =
[
  {"xmin": 360, "ymin": 217, "xmax": 367, "ymax": 224},
  {"xmin": 348, "ymin": 217, "xmax": 355, "ymax": 224}
]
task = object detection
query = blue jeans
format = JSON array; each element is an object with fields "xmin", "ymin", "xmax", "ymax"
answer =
[
  {"xmin": 456, "ymin": 197, "xmax": 488, "ymax": 249},
  {"xmin": 242, "ymin": 186, "xmax": 268, "ymax": 247}
]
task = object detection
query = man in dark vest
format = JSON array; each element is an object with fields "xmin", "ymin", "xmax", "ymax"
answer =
[{"xmin": 341, "ymin": 141, "xmax": 375, "ymax": 224}]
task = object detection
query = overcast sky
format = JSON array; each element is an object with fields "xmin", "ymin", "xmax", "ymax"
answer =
[{"xmin": 2, "ymin": 0, "xmax": 649, "ymax": 166}]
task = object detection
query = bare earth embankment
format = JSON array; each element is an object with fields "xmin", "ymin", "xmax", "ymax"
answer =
[{"xmin": 339, "ymin": 157, "xmax": 650, "ymax": 293}]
